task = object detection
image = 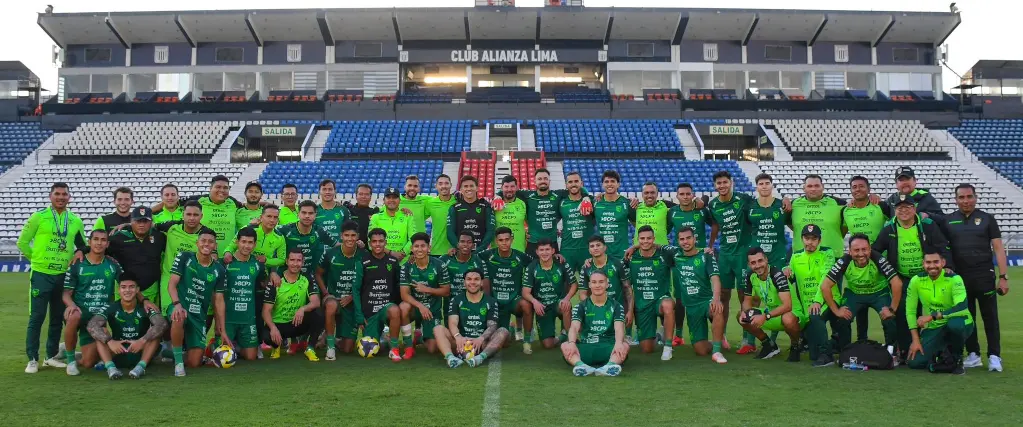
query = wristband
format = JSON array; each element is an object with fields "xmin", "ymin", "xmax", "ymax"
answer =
[{"xmin": 172, "ymin": 301, "xmax": 181, "ymax": 307}]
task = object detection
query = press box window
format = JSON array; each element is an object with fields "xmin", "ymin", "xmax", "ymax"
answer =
[
  {"xmin": 84, "ymin": 48, "xmax": 111, "ymax": 63},
  {"xmin": 215, "ymin": 47, "xmax": 244, "ymax": 63},
  {"xmin": 893, "ymin": 48, "xmax": 919, "ymax": 63},
  {"xmin": 627, "ymin": 43, "xmax": 654, "ymax": 58},
  {"xmin": 764, "ymin": 45, "xmax": 791, "ymax": 61},
  {"xmin": 354, "ymin": 42, "xmax": 383, "ymax": 58}
]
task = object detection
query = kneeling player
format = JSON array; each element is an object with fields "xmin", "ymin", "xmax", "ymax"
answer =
[
  {"xmin": 738, "ymin": 247, "xmax": 803, "ymax": 361},
  {"xmin": 523, "ymin": 239, "xmax": 577, "ymax": 349},
  {"xmin": 62, "ymin": 229, "xmax": 122, "ymax": 375},
  {"xmin": 434, "ymin": 270, "xmax": 509, "ymax": 367},
  {"xmin": 215, "ymin": 227, "xmax": 265, "ymax": 361},
  {"xmin": 906, "ymin": 251, "xmax": 972, "ymax": 374},
  {"xmin": 168, "ymin": 230, "xmax": 226, "ymax": 376},
  {"xmin": 87, "ymin": 275, "xmax": 167, "ymax": 379},
  {"xmin": 400, "ymin": 232, "xmax": 451, "ymax": 356},
  {"xmin": 561, "ymin": 271, "xmax": 629, "ymax": 376},
  {"xmin": 353, "ymin": 228, "xmax": 406, "ymax": 362},
  {"xmin": 262, "ymin": 248, "xmax": 324, "ymax": 361},
  {"xmin": 668, "ymin": 227, "xmax": 728, "ymax": 363}
]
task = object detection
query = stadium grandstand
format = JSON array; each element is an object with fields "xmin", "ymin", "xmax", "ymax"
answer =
[{"xmin": 0, "ymin": 2, "xmax": 1019, "ymax": 261}]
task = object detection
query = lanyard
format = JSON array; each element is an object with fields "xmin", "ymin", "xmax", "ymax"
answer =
[{"xmin": 51, "ymin": 208, "xmax": 69, "ymax": 240}]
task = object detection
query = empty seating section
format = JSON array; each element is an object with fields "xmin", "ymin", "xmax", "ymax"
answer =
[
  {"xmin": 759, "ymin": 161, "xmax": 1023, "ymax": 233},
  {"xmin": 399, "ymin": 92, "xmax": 454, "ymax": 104},
  {"xmin": 532, "ymin": 119, "xmax": 725, "ymax": 153},
  {"xmin": 55, "ymin": 121, "xmax": 231, "ymax": 157},
  {"xmin": 948, "ymin": 120, "xmax": 1023, "ymax": 160},
  {"xmin": 643, "ymin": 89, "xmax": 681, "ymax": 101},
  {"xmin": 0, "ymin": 122, "xmax": 52, "ymax": 164},
  {"xmin": 467, "ymin": 87, "xmax": 540, "ymax": 103},
  {"xmin": 133, "ymin": 92, "xmax": 180, "ymax": 103},
  {"xmin": 199, "ymin": 91, "xmax": 247, "ymax": 102},
  {"xmin": 259, "ymin": 160, "xmax": 444, "ymax": 197},
  {"xmin": 322, "ymin": 120, "xmax": 471, "ymax": 154},
  {"xmin": 762, "ymin": 119, "xmax": 944, "ymax": 154},
  {"xmin": 266, "ymin": 90, "xmax": 319, "ymax": 102},
  {"xmin": 0, "ymin": 164, "xmax": 247, "ymax": 238},
  {"xmin": 563, "ymin": 159, "xmax": 753, "ymax": 194},
  {"xmin": 552, "ymin": 88, "xmax": 608, "ymax": 103},
  {"xmin": 510, "ymin": 156, "xmax": 546, "ymax": 191},
  {"xmin": 988, "ymin": 162, "xmax": 1023, "ymax": 188},
  {"xmin": 326, "ymin": 90, "xmax": 364, "ymax": 103},
  {"xmin": 460, "ymin": 154, "xmax": 496, "ymax": 199}
]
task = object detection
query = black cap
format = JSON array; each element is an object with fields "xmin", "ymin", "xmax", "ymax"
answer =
[
  {"xmin": 895, "ymin": 166, "xmax": 915, "ymax": 180},
  {"xmin": 383, "ymin": 187, "xmax": 400, "ymax": 197},
  {"xmin": 800, "ymin": 224, "xmax": 822, "ymax": 238},
  {"xmin": 131, "ymin": 206, "xmax": 153, "ymax": 221},
  {"xmin": 894, "ymin": 194, "xmax": 916, "ymax": 207}
]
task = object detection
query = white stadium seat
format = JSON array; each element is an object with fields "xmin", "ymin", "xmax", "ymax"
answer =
[{"xmin": 52, "ymin": 121, "xmax": 233, "ymax": 158}]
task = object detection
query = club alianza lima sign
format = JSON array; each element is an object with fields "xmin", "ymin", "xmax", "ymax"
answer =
[{"xmin": 451, "ymin": 50, "xmax": 559, "ymax": 63}]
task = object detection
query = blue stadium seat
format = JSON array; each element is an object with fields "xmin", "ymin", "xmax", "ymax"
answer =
[
  {"xmin": 0, "ymin": 122, "xmax": 52, "ymax": 166},
  {"xmin": 259, "ymin": 160, "xmax": 445, "ymax": 194},
  {"xmin": 562, "ymin": 158, "xmax": 753, "ymax": 193},
  {"xmin": 532, "ymin": 119, "xmax": 725, "ymax": 154},
  {"xmin": 321, "ymin": 120, "xmax": 472, "ymax": 155}
]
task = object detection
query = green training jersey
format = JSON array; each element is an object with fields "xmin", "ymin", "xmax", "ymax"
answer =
[
  {"xmin": 668, "ymin": 247, "xmax": 719, "ymax": 307},
  {"xmin": 523, "ymin": 259, "xmax": 574, "ymax": 306},
  {"xmin": 227, "ymin": 225, "xmax": 286, "ymax": 269},
  {"xmin": 235, "ymin": 206, "xmax": 263, "ymax": 231},
  {"xmin": 368, "ymin": 210, "xmax": 416, "ymax": 255},
  {"xmin": 841, "ymin": 203, "xmax": 890, "ymax": 243},
  {"xmin": 578, "ymin": 258, "xmax": 629, "ymax": 303},
  {"xmin": 667, "ymin": 205, "xmax": 713, "ymax": 247},
  {"xmin": 17, "ymin": 207, "xmax": 86, "ymax": 275},
  {"xmin": 633, "ymin": 201, "xmax": 671, "ymax": 246},
  {"xmin": 478, "ymin": 248, "xmax": 530, "ymax": 304},
  {"xmin": 319, "ymin": 247, "xmax": 366, "ymax": 297},
  {"xmin": 558, "ymin": 195, "xmax": 596, "ymax": 251},
  {"xmin": 425, "ymin": 195, "xmax": 458, "ymax": 256},
  {"xmin": 277, "ymin": 223, "xmax": 336, "ymax": 276},
  {"xmin": 316, "ymin": 203, "xmax": 351, "ymax": 240},
  {"xmin": 790, "ymin": 195, "xmax": 845, "ymax": 253},
  {"xmin": 504, "ymin": 189, "xmax": 570, "ymax": 243},
  {"xmin": 100, "ymin": 304, "xmax": 157, "ymax": 341},
  {"xmin": 153, "ymin": 206, "xmax": 182, "ymax": 225},
  {"xmin": 400, "ymin": 194, "xmax": 431, "ymax": 235},
  {"xmin": 593, "ymin": 195, "xmax": 635, "ymax": 257},
  {"xmin": 400, "ymin": 257, "xmax": 451, "ymax": 312},
  {"xmin": 170, "ymin": 252, "xmax": 227, "ymax": 317},
  {"xmin": 440, "ymin": 254, "xmax": 486, "ymax": 297},
  {"xmin": 158, "ymin": 221, "xmax": 215, "ymax": 282},
  {"xmin": 896, "ymin": 224, "xmax": 925, "ymax": 276},
  {"xmin": 278, "ymin": 205, "xmax": 299, "ymax": 226},
  {"xmin": 183, "ymin": 195, "xmax": 243, "ymax": 255},
  {"xmin": 906, "ymin": 271, "xmax": 972, "ymax": 329},
  {"xmin": 573, "ymin": 298, "xmax": 625, "ymax": 344},
  {"xmin": 448, "ymin": 293, "xmax": 499, "ymax": 338},
  {"xmin": 264, "ymin": 274, "xmax": 316, "ymax": 324},
  {"xmin": 627, "ymin": 247, "xmax": 673, "ymax": 308},
  {"xmin": 788, "ymin": 248, "xmax": 837, "ymax": 311},
  {"xmin": 493, "ymin": 198, "xmax": 528, "ymax": 252},
  {"xmin": 217, "ymin": 256, "xmax": 265, "ymax": 324},
  {"xmin": 825, "ymin": 251, "xmax": 897, "ymax": 297},
  {"xmin": 64, "ymin": 257, "xmax": 122, "ymax": 316},
  {"xmin": 743, "ymin": 267, "xmax": 791, "ymax": 311},
  {"xmin": 747, "ymin": 198, "xmax": 789, "ymax": 263},
  {"xmin": 709, "ymin": 192, "xmax": 754, "ymax": 254}
]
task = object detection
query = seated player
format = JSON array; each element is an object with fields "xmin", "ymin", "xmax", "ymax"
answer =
[
  {"xmin": 399, "ymin": 232, "xmax": 451, "ymax": 356},
  {"xmin": 167, "ymin": 230, "xmax": 226, "ymax": 377},
  {"xmin": 62, "ymin": 229, "xmax": 122, "ymax": 376},
  {"xmin": 434, "ymin": 269, "xmax": 509, "ymax": 368},
  {"xmin": 262, "ymin": 248, "xmax": 324, "ymax": 361},
  {"xmin": 86, "ymin": 275, "xmax": 167, "ymax": 379},
  {"xmin": 317, "ymin": 220, "xmax": 366, "ymax": 360},
  {"xmin": 353, "ymin": 228, "xmax": 406, "ymax": 362},
  {"xmin": 738, "ymin": 247, "xmax": 803, "ymax": 361},
  {"xmin": 668, "ymin": 227, "xmax": 728, "ymax": 364},
  {"xmin": 522, "ymin": 238, "xmax": 577, "ymax": 349},
  {"xmin": 215, "ymin": 227, "xmax": 265, "ymax": 362},
  {"xmin": 560, "ymin": 271, "xmax": 630, "ymax": 376},
  {"xmin": 906, "ymin": 250, "xmax": 973, "ymax": 375}
]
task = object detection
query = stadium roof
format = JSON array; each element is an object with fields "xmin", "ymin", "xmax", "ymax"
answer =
[{"xmin": 37, "ymin": 7, "xmax": 960, "ymax": 48}]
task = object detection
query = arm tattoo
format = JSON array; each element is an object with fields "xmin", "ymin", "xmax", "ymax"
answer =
[
  {"xmin": 623, "ymin": 285, "xmax": 634, "ymax": 311},
  {"xmin": 143, "ymin": 313, "xmax": 168, "ymax": 342},
  {"xmin": 479, "ymin": 320, "xmax": 499, "ymax": 341},
  {"xmin": 87, "ymin": 315, "xmax": 111, "ymax": 344}
]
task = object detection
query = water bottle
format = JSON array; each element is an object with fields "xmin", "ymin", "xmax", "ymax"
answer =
[{"xmin": 842, "ymin": 357, "xmax": 869, "ymax": 371}]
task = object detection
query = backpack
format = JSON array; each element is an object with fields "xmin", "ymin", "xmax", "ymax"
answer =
[
  {"xmin": 928, "ymin": 348, "xmax": 958, "ymax": 373},
  {"xmin": 839, "ymin": 340, "xmax": 895, "ymax": 370}
]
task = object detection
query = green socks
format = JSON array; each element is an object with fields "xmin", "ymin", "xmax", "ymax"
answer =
[
  {"xmin": 326, "ymin": 336, "xmax": 336, "ymax": 349},
  {"xmin": 389, "ymin": 338, "xmax": 400, "ymax": 349},
  {"xmin": 64, "ymin": 350, "xmax": 75, "ymax": 363},
  {"xmin": 136, "ymin": 361, "xmax": 147, "ymax": 370},
  {"xmin": 523, "ymin": 332, "xmax": 533, "ymax": 344},
  {"xmin": 104, "ymin": 361, "xmax": 115, "ymax": 370},
  {"xmin": 479, "ymin": 352, "xmax": 488, "ymax": 361},
  {"xmin": 712, "ymin": 341, "xmax": 722, "ymax": 354},
  {"xmin": 172, "ymin": 347, "xmax": 184, "ymax": 365},
  {"xmin": 574, "ymin": 361, "xmax": 585, "ymax": 367}
]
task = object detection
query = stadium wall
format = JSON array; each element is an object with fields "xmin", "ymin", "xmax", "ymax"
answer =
[
  {"xmin": 745, "ymin": 40, "xmax": 808, "ymax": 64},
  {"xmin": 196, "ymin": 42, "xmax": 259, "ymax": 66},
  {"xmin": 130, "ymin": 43, "xmax": 193, "ymax": 67},
  {"xmin": 335, "ymin": 41, "xmax": 400, "ymax": 63},
  {"xmin": 264, "ymin": 41, "xmax": 327, "ymax": 65},
  {"xmin": 875, "ymin": 42, "xmax": 935, "ymax": 66},
  {"xmin": 811, "ymin": 42, "xmax": 871, "ymax": 65},
  {"xmin": 607, "ymin": 40, "xmax": 672, "ymax": 62},
  {"xmin": 65, "ymin": 44, "xmax": 127, "ymax": 68}
]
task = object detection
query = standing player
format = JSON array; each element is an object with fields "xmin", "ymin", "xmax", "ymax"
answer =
[
  {"xmin": 93, "ymin": 187, "xmax": 134, "ymax": 232},
  {"xmin": 435, "ymin": 270, "xmax": 508, "ymax": 368},
  {"xmin": 668, "ymin": 228, "xmax": 728, "ymax": 363},
  {"xmin": 353, "ymin": 228, "xmax": 406, "ymax": 362},
  {"xmin": 156, "ymin": 202, "xmax": 215, "ymax": 314},
  {"xmin": 707, "ymin": 170, "xmax": 755, "ymax": 353},
  {"xmin": 560, "ymin": 271, "xmax": 630, "ymax": 377},
  {"xmin": 316, "ymin": 179, "xmax": 351, "ymax": 239},
  {"xmin": 347, "ymin": 184, "xmax": 379, "ymax": 243},
  {"xmin": 497, "ymin": 168, "xmax": 580, "ymax": 258},
  {"xmin": 399, "ymin": 233, "xmax": 451, "ymax": 356},
  {"xmin": 789, "ymin": 175, "xmax": 847, "ymax": 253},
  {"xmin": 370, "ymin": 187, "xmax": 417, "ymax": 261},
  {"xmin": 317, "ymin": 221, "xmax": 366, "ymax": 359},
  {"xmin": 447, "ymin": 175, "xmax": 496, "ymax": 253},
  {"xmin": 625, "ymin": 226, "xmax": 675, "ymax": 360},
  {"xmin": 887, "ymin": 166, "xmax": 946, "ymax": 226},
  {"xmin": 786, "ymin": 225, "xmax": 841, "ymax": 364},
  {"xmin": 19, "ymin": 182, "xmax": 87, "ymax": 373},
  {"xmin": 262, "ymin": 248, "xmax": 323, "ymax": 361},
  {"xmin": 523, "ymin": 239, "xmax": 577, "ymax": 349},
  {"xmin": 278, "ymin": 184, "xmax": 300, "ymax": 226},
  {"xmin": 441, "ymin": 231, "xmax": 487, "ymax": 307},
  {"xmin": 153, "ymin": 184, "xmax": 182, "ymax": 224},
  {"xmin": 593, "ymin": 170, "xmax": 635, "ymax": 260},
  {"xmin": 738, "ymin": 248, "xmax": 802, "ymax": 361},
  {"xmin": 278, "ymin": 200, "xmax": 337, "ymax": 281},
  {"xmin": 666, "ymin": 183, "xmax": 717, "ymax": 345},
  {"xmin": 633, "ymin": 182, "xmax": 672, "ymax": 246},
  {"xmin": 62, "ymin": 229, "xmax": 122, "ymax": 376},
  {"xmin": 578, "ymin": 236, "xmax": 632, "ymax": 308},
  {"xmin": 400, "ymin": 175, "xmax": 430, "ymax": 235},
  {"xmin": 906, "ymin": 251, "xmax": 972, "ymax": 374},
  {"xmin": 167, "ymin": 229, "xmax": 226, "ymax": 376},
  {"xmin": 236, "ymin": 181, "xmax": 264, "ymax": 230},
  {"xmin": 841, "ymin": 176, "xmax": 892, "ymax": 342},
  {"xmin": 478, "ymin": 227, "xmax": 534, "ymax": 353},
  {"xmin": 425, "ymin": 175, "xmax": 458, "ymax": 256},
  {"xmin": 106, "ymin": 207, "xmax": 165, "ymax": 305},
  {"xmin": 87, "ymin": 276, "xmax": 167, "ymax": 380},
  {"xmin": 175, "ymin": 175, "xmax": 245, "ymax": 255},
  {"xmin": 748, "ymin": 174, "xmax": 789, "ymax": 269},
  {"xmin": 215, "ymin": 227, "xmax": 265, "ymax": 362},
  {"xmin": 557, "ymin": 171, "xmax": 596, "ymax": 274},
  {"xmin": 225, "ymin": 205, "xmax": 286, "ymax": 270},
  {"xmin": 492, "ymin": 176, "xmax": 528, "ymax": 252}
]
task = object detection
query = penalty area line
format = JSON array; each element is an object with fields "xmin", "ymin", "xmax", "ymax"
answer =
[{"xmin": 481, "ymin": 354, "xmax": 502, "ymax": 427}]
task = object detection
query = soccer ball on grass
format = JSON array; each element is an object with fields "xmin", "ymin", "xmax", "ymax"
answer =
[
  {"xmin": 212, "ymin": 345, "xmax": 237, "ymax": 368},
  {"xmin": 358, "ymin": 337, "xmax": 381, "ymax": 358}
]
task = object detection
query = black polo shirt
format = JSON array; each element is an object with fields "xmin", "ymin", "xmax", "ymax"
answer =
[
  {"xmin": 106, "ymin": 228, "xmax": 167, "ymax": 291},
  {"xmin": 946, "ymin": 209, "xmax": 1000, "ymax": 273},
  {"xmin": 346, "ymin": 203, "xmax": 379, "ymax": 242}
]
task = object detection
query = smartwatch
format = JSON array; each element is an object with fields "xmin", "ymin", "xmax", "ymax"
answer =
[
  {"xmin": 172, "ymin": 300, "xmax": 182, "ymax": 307},
  {"xmin": 764, "ymin": 312, "xmax": 772, "ymax": 321},
  {"xmin": 999, "ymin": 274, "xmax": 1009, "ymax": 280}
]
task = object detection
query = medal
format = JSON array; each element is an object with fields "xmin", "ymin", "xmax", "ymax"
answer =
[{"xmin": 51, "ymin": 208, "xmax": 69, "ymax": 251}]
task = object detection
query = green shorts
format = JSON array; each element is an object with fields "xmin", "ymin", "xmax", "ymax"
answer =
[
  {"xmin": 635, "ymin": 298, "xmax": 671, "ymax": 341},
  {"xmin": 159, "ymin": 275, "xmax": 172, "ymax": 313},
  {"xmin": 496, "ymin": 298, "xmax": 522, "ymax": 330},
  {"xmin": 335, "ymin": 305, "xmax": 358, "ymax": 340},
  {"xmin": 843, "ymin": 289, "xmax": 891, "ymax": 316},
  {"xmin": 570, "ymin": 342, "xmax": 626, "ymax": 366},
  {"xmin": 410, "ymin": 307, "xmax": 443, "ymax": 341},
  {"xmin": 223, "ymin": 322, "xmax": 258, "ymax": 349},
  {"xmin": 363, "ymin": 303, "xmax": 395, "ymax": 339},
  {"xmin": 716, "ymin": 251, "xmax": 746, "ymax": 290},
  {"xmin": 77, "ymin": 321, "xmax": 95, "ymax": 347},
  {"xmin": 761, "ymin": 312, "xmax": 808, "ymax": 332},
  {"xmin": 165, "ymin": 305, "xmax": 208, "ymax": 350},
  {"xmin": 561, "ymin": 248, "xmax": 590, "ymax": 276},
  {"xmin": 141, "ymin": 286, "xmax": 160, "ymax": 307},
  {"xmin": 685, "ymin": 301, "xmax": 713, "ymax": 343},
  {"xmin": 113, "ymin": 352, "xmax": 141, "ymax": 369},
  {"xmin": 535, "ymin": 303, "xmax": 562, "ymax": 340}
]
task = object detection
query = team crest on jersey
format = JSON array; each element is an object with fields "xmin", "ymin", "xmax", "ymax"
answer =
[
  {"xmin": 694, "ymin": 257, "xmax": 702, "ymax": 267},
  {"xmin": 605, "ymin": 311, "xmax": 612, "ymax": 321},
  {"xmin": 975, "ymin": 217, "xmax": 982, "ymax": 225},
  {"xmin": 616, "ymin": 205, "xmax": 622, "ymax": 213},
  {"xmin": 607, "ymin": 269, "xmax": 615, "ymax": 277},
  {"xmin": 653, "ymin": 260, "xmax": 660, "ymax": 267},
  {"xmin": 104, "ymin": 269, "xmax": 111, "ymax": 278},
  {"xmin": 552, "ymin": 272, "xmax": 561, "ymax": 282},
  {"xmin": 694, "ymin": 213, "xmax": 702, "ymax": 221},
  {"xmin": 207, "ymin": 273, "xmax": 216, "ymax": 282},
  {"xmin": 428, "ymin": 273, "xmax": 435, "ymax": 281},
  {"xmin": 733, "ymin": 202, "xmax": 740, "ymax": 209},
  {"xmin": 475, "ymin": 207, "xmax": 482, "ymax": 214},
  {"xmin": 250, "ymin": 266, "xmax": 257, "ymax": 275},
  {"xmin": 386, "ymin": 264, "xmax": 393, "ymax": 271},
  {"xmin": 479, "ymin": 307, "xmax": 487, "ymax": 316},
  {"xmin": 773, "ymin": 211, "xmax": 780, "ymax": 219}
]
